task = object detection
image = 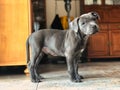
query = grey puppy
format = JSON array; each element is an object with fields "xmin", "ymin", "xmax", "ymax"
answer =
[{"xmin": 26, "ymin": 12, "xmax": 100, "ymax": 83}]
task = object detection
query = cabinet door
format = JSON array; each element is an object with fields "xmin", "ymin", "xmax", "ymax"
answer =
[
  {"xmin": 0, "ymin": 0, "xmax": 31, "ymax": 66},
  {"xmin": 87, "ymin": 31, "xmax": 109, "ymax": 57},
  {"xmin": 110, "ymin": 30, "xmax": 120, "ymax": 56}
]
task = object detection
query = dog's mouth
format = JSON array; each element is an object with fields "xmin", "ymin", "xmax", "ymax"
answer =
[
  {"xmin": 85, "ymin": 29, "xmax": 98, "ymax": 35},
  {"xmin": 93, "ymin": 30, "xmax": 99, "ymax": 34},
  {"xmin": 92, "ymin": 25, "xmax": 99, "ymax": 34}
]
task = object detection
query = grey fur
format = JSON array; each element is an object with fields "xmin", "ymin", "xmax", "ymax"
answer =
[{"xmin": 26, "ymin": 12, "xmax": 100, "ymax": 83}]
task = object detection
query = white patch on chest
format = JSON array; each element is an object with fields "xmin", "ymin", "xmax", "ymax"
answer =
[{"xmin": 80, "ymin": 48, "xmax": 84, "ymax": 53}]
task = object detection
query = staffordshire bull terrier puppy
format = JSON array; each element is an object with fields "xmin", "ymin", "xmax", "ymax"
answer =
[{"xmin": 26, "ymin": 12, "xmax": 100, "ymax": 83}]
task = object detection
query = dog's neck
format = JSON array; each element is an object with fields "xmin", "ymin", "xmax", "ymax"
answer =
[{"xmin": 77, "ymin": 18, "xmax": 86, "ymax": 45}]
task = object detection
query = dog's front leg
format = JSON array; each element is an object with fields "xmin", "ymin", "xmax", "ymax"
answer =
[
  {"xmin": 74, "ymin": 58, "xmax": 83, "ymax": 81},
  {"xmin": 66, "ymin": 56, "xmax": 81, "ymax": 82}
]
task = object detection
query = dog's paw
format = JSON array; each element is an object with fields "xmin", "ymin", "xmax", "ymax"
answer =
[
  {"xmin": 31, "ymin": 79, "xmax": 41, "ymax": 83},
  {"xmin": 71, "ymin": 77, "xmax": 82, "ymax": 83},
  {"xmin": 39, "ymin": 75, "xmax": 44, "ymax": 79},
  {"xmin": 78, "ymin": 75, "xmax": 84, "ymax": 79},
  {"xmin": 75, "ymin": 74, "xmax": 84, "ymax": 81},
  {"xmin": 71, "ymin": 78, "xmax": 82, "ymax": 83}
]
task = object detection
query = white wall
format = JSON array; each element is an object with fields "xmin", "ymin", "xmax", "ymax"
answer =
[{"xmin": 46, "ymin": 0, "xmax": 80, "ymax": 28}]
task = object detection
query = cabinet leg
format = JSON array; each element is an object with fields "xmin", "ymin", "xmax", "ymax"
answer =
[{"xmin": 24, "ymin": 67, "xmax": 29, "ymax": 76}]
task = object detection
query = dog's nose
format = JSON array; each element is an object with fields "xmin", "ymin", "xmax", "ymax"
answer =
[
  {"xmin": 92, "ymin": 25, "xmax": 99, "ymax": 34},
  {"xmin": 93, "ymin": 29, "xmax": 98, "ymax": 34},
  {"xmin": 93, "ymin": 25, "xmax": 97, "ymax": 30}
]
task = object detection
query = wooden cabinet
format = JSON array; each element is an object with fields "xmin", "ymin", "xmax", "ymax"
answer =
[
  {"xmin": 110, "ymin": 29, "xmax": 120, "ymax": 56},
  {"xmin": 88, "ymin": 31, "xmax": 109, "ymax": 57},
  {"xmin": 80, "ymin": 0, "xmax": 120, "ymax": 59},
  {"xmin": 0, "ymin": 0, "xmax": 31, "ymax": 66}
]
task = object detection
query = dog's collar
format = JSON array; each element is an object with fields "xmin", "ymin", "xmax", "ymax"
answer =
[{"xmin": 77, "ymin": 18, "xmax": 86, "ymax": 45}]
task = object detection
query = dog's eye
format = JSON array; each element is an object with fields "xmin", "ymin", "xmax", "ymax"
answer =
[{"xmin": 81, "ymin": 22, "xmax": 85, "ymax": 25}]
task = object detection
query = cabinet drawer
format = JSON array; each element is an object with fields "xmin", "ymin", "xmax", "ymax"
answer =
[
  {"xmin": 108, "ymin": 23, "xmax": 120, "ymax": 30},
  {"xmin": 99, "ymin": 24, "xmax": 108, "ymax": 30}
]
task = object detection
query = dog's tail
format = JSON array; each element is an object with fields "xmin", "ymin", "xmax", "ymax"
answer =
[{"xmin": 26, "ymin": 37, "xmax": 30, "ymax": 64}]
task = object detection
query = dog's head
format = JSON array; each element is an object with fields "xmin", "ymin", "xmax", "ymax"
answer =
[{"xmin": 69, "ymin": 12, "xmax": 100, "ymax": 35}]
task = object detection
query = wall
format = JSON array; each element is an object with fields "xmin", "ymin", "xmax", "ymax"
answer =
[{"xmin": 46, "ymin": 0, "xmax": 80, "ymax": 28}]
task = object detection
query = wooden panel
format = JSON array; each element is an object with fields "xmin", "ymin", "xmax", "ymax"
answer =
[
  {"xmin": 0, "ymin": 0, "xmax": 31, "ymax": 66},
  {"xmin": 84, "ymin": 6, "xmax": 109, "ymax": 23},
  {"xmin": 80, "ymin": 1, "xmax": 120, "ymax": 59},
  {"xmin": 109, "ymin": 7, "xmax": 120, "ymax": 22},
  {"xmin": 108, "ymin": 23, "xmax": 120, "ymax": 30},
  {"xmin": 88, "ymin": 31, "xmax": 109, "ymax": 57},
  {"xmin": 99, "ymin": 23, "xmax": 108, "ymax": 30},
  {"xmin": 110, "ymin": 30, "xmax": 120, "ymax": 56}
]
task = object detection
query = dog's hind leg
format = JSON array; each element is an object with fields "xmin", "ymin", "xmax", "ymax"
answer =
[
  {"xmin": 28, "ymin": 47, "xmax": 42, "ymax": 83},
  {"xmin": 34, "ymin": 52, "xmax": 45, "ymax": 80}
]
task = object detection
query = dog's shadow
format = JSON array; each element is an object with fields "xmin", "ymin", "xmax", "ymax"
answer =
[{"xmin": 38, "ymin": 63, "xmax": 67, "ymax": 73}]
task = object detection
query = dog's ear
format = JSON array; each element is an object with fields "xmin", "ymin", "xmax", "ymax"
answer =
[
  {"xmin": 91, "ymin": 12, "xmax": 100, "ymax": 20},
  {"xmin": 69, "ymin": 17, "xmax": 80, "ymax": 32}
]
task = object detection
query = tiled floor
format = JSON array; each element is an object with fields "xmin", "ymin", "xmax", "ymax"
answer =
[{"xmin": 0, "ymin": 61, "xmax": 120, "ymax": 90}]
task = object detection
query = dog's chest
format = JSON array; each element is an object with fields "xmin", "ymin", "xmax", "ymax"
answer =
[{"xmin": 73, "ymin": 36, "xmax": 88, "ymax": 55}]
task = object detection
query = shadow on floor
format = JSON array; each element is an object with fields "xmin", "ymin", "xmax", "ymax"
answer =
[
  {"xmin": 0, "ymin": 58, "xmax": 120, "ymax": 75},
  {"xmin": 91, "ymin": 58, "xmax": 120, "ymax": 62},
  {"xmin": 0, "ymin": 66, "xmax": 26, "ymax": 75}
]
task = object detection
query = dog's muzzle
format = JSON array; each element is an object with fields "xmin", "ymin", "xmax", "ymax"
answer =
[{"xmin": 92, "ymin": 25, "xmax": 99, "ymax": 34}]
